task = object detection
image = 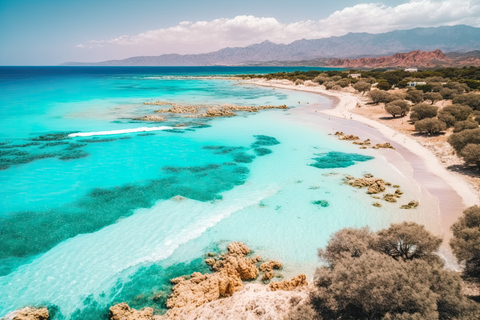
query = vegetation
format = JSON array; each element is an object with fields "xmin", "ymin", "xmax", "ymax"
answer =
[
  {"xmin": 453, "ymin": 120, "xmax": 479, "ymax": 133},
  {"xmin": 424, "ymin": 92, "xmax": 443, "ymax": 104},
  {"xmin": 448, "ymin": 128, "xmax": 480, "ymax": 169},
  {"xmin": 353, "ymin": 81, "xmax": 371, "ymax": 94},
  {"xmin": 415, "ymin": 118, "xmax": 447, "ymax": 135},
  {"xmin": 309, "ymin": 222, "xmax": 479, "ymax": 320},
  {"xmin": 385, "ymin": 100, "xmax": 410, "ymax": 118},
  {"xmin": 453, "ymin": 93, "xmax": 480, "ymax": 110},
  {"xmin": 451, "ymin": 206, "xmax": 480, "ymax": 276},
  {"xmin": 406, "ymin": 88, "xmax": 424, "ymax": 103},
  {"xmin": 410, "ymin": 104, "xmax": 439, "ymax": 122}
]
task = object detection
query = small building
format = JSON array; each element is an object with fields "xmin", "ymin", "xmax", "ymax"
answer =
[
  {"xmin": 348, "ymin": 74, "xmax": 361, "ymax": 78},
  {"xmin": 407, "ymin": 81, "xmax": 427, "ymax": 87},
  {"xmin": 405, "ymin": 68, "xmax": 418, "ymax": 72}
]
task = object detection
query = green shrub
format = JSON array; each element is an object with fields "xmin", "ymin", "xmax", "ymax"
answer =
[
  {"xmin": 448, "ymin": 128, "xmax": 480, "ymax": 153},
  {"xmin": 353, "ymin": 81, "xmax": 371, "ymax": 94},
  {"xmin": 453, "ymin": 93, "xmax": 480, "ymax": 111},
  {"xmin": 377, "ymin": 81, "xmax": 392, "ymax": 91},
  {"xmin": 414, "ymin": 118, "xmax": 446, "ymax": 135},
  {"xmin": 385, "ymin": 100, "xmax": 410, "ymax": 118},
  {"xmin": 406, "ymin": 89, "xmax": 424, "ymax": 103},
  {"xmin": 453, "ymin": 120, "xmax": 479, "ymax": 133},
  {"xmin": 460, "ymin": 144, "xmax": 480, "ymax": 169},
  {"xmin": 410, "ymin": 104, "xmax": 438, "ymax": 121},
  {"xmin": 442, "ymin": 104, "xmax": 473, "ymax": 121},
  {"xmin": 437, "ymin": 112, "xmax": 456, "ymax": 127},
  {"xmin": 451, "ymin": 206, "xmax": 480, "ymax": 275},
  {"xmin": 424, "ymin": 92, "xmax": 443, "ymax": 104},
  {"xmin": 439, "ymin": 88, "xmax": 457, "ymax": 100}
]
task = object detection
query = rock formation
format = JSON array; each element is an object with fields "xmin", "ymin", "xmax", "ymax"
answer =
[
  {"xmin": 400, "ymin": 200, "xmax": 419, "ymax": 209},
  {"xmin": 4, "ymin": 307, "xmax": 49, "ymax": 320},
  {"xmin": 204, "ymin": 107, "xmax": 236, "ymax": 117},
  {"xmin": 109, "ymin": 303, "xmax": 159, "ymax": 320},
  {"xmin": 259, "ymin": 260, "xmax": 282, "ymax": 281},
  {"xmin": 155, "ymin": 105, "xmax": 199, "ymax": 114},
  {"xmin": 347, "ymin": 177, "xmax": 386, "ymax": 194},
  {"xmin": 269, "ymin": 274, "xmax": 308, "ymax": 291},
  {"xmin": 133, "ymin": 115, "xmax": 166, "ymax": 122}
]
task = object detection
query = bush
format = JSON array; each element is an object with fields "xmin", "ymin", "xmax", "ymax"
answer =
[
  {"xmin": 336, "ymin": 79, "xmax": 349, "ymax": 88},
  {"xmin": 453, "ymin": 93, "xmax": 480, "ymax": 111},
  {"xmin": 448, "ymin": 128, "xmax": 480, "ymax": 153},
  {"xmin": 385, "ymin": 100, "xmax": 410, "ymax": 118},
  {"xmin": 424, "ymin": 92, "xmax": 443, "ymax": 104},
  {"xmin": 324, "ymin": 81, "xmax": 335, "ymax": 90},
  {"xmin": 377, "ymin": 81, "xmax": 392, "ymax": 91},
  {"xmin": 446, "ymin": 81, "xmax": 470, "ymax": 94},
  {"xmin": 410, "ymin": 104, "xmax": 438, "ymax": 121},
  {"xmin": 353, "ymin": 81, "xmax": 371, "ymax": 94},
  {"xmin": 460, "ymin": 144, "xmax": 480, "ymax": 169},
  {"xmin": 331, "ymin": 85, "xmax": 342, "ymax": 91},
  {"xmin": 437, "ymin": 112, "xmax": 456, "ymax": 127},
  {"xmin": 453, "ymin": 120, "xmax": 479, "ymax": 133},
  {"xmin": 406, "ymin": 89, "xmax": 424, "ymax": 103},
  {"xmin": 414, "ymin": 118, "xmax": 447, "ymax": 135},
  {"xmin": 313, "ymin": 75, "xmax": 328, "ymax": 85},
  {"xmin": 439, "ymin": 88, "xmax": 458, "ymax": 100},
  {"xmin": 451, "ymin": 206, "xmax": 480, "ymax": 275},
  {"xmin": 294, "ymin": 79, "xmax": 304, "ymax": 86},
  {"xmin": 442, "ymin": 104, "xmax": 473, "ymax": 121},
  {"xmin": 311, "ymin": 223, "xmax": 479, "ymax": 320},
  {"xmin": 369, "ymin": 90, "xmax": 390, "ymax": 104}
]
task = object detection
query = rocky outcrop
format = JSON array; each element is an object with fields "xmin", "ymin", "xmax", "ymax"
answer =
[
  {"xmin": 155, "ymin": 105, "xmax": 199, "ymax": 114},
  {"xmin": 109, "ymin": 303, "xmax": 159, "ymax": 320},
  {"xmin": 347, "ymin": 177, "xmax": 386, "ymax": 194},
  {"xmin": 165, "ymin": 242, "xmax": 261, "ymax": 314},
  {"xmin": 5, "ymin": 307, "xmax": 49, "ymax": 320},
  {"xmin": 400, "ymin": 200, "xmax": 419, "ymax": 209},
  {"xmin": 204, "ymin": 107, "xmax": 236, "ymax": 117},
  {"xmin": 259, "ymin": 260, "xmax": 282, "ymax": 281},
  {"xmin": 133, "ymin": 115, "xmax": 166, "ymax": 122},
  {"xmin": 373, "ymin": 142, "xmax": 395, "ymax": 149},
  {"xmin": 269, "ymin": 274, "xmax": 308, "ymax": 291},
  {"xmin": 222, "ymin": 104, "xmax": 289, "ymax": 112}
]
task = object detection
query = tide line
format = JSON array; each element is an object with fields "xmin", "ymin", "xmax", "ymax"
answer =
[{"xmin": 68, "ymin": 126, "xmax": 177, "ymax": 137}]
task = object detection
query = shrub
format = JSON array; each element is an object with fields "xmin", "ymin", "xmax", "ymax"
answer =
[
  {"xmin": 453, "ymin": 93, "xmax": 480, "ymax": 111},
  {"xmin": 460, "ymin": 144, "xmax": 480, "ymax": 169},
  {"xmin": 331, "ymin": 75, "xmax": 342, "ymax": 81},
  {"xmin": 336, "ymin": 79, "xmax": 349, "ymax": 88},
  {"xmin": 451, "ymin": 206, "xmax": 480, "ymax": 275},
  {"xmin": 353, "ymin": 81, "xmax": 371, "ymax": 94},
  {"xmin": 446, "ymin": 81, "xmax": 470, "ymax": 94},
  {"xmin": 377, "ymin": 81, "xmax": 392, "ymax": 91},
  {"xmin": 369, "ymin": 90, "xmax": 390, "ymax": 104},
  {"xmin": 453, "ymin": 120, "xmax": 479, "ymax": 133},
  {"xmin": 406, "ymin": 89, "xmax": 424, "ymax": 103},
  {"xmin": 448, "ymin": 128, "xmax": 480, "ymax": 153},
  {"xmin": 424, "ymin": 92, "xmax": 443, "ymax": 104},
  {"xmin": 311, "ymin": 223, "xmax": 479, "ymax": 320},
  {"xmin": 313, "ymin": 75, "xmax": 328, "ymax": 85},
  {"xmin": 439, "ymin": 88, "xmax": 457, "ymax": 100},
  {"xmin": 442, "ymin": 104, "xmax": 473, "ymax": 121},
  {"xmin": 385, "ymin": 100, "xmax": 410, "ymax": 118},
  {"xmin": 331, "ymin": 85, "xmax": 342, "ymax": 91},
  {"xmin": 324, "ymin": 81, "xmax": 335, "ymax": 90},
  {"xmin": 414, "ymin": 118, "xmax": 446, "ymax": 135},
  {"xmin": 437, "ymin": 112, "xmax": 456, "ymax": 127},
  {"xmin": 410, "ymin": 104, "xmax": 438, "ymax": 121},
  {"xmin": 294, "ymin": 79, "xmax": 304, "ymax": 86}
]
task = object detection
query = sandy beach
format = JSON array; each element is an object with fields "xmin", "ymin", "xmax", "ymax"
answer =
[{"xmin": 244, "ymin": 78, "xmax": 479, "ymax": 245}]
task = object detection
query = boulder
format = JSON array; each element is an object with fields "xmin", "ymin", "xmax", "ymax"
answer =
[
  {"xmin": 133, "ymin": 115, "xmax": 166, "ymax": 122},
  {"xmin": 204, "ymin": 107, "xmax": 236, "ymax": 117},
  {"xmin": 7, "ymin": 308, "xmax": 49, "ymax": 320},
  {"xmin": 109, "ymin": 303, "xmax": 154, "ymax": 320},
  {"xmin": 269, "ymin": 274, "xmax": 308, "ymax": 291}
]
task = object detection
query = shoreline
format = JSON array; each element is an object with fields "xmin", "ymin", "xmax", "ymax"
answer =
[{"xmin": 243, "ymin": 78, "xmax": 479, "ymax": 242}]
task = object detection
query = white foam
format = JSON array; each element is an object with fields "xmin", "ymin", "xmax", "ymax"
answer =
[{"xmin": 68, "ymin": 126, "xmax": 176, "ymax": 137}]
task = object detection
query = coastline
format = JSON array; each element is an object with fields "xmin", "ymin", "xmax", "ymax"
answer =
[{"xmin": 243, "ymin": 78, "xmax": 479, "ymax": 238}]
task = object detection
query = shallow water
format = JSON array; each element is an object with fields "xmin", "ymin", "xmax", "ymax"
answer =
[{"xmin": 0, "ymin": 67, "xmax": 442, "ymax": 318}]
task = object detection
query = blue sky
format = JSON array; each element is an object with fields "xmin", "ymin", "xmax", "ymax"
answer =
[{"xmin": 1, "ymin": 0, "xmax": 479, "ymax": 65}]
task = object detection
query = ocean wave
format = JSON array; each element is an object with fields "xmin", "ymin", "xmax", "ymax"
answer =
[{"xmin": 68, "ymin": 126, "xmax": 176, "ymax": 137}]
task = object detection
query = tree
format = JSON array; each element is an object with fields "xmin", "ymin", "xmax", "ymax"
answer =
[
  {"xmin": 377, "ymin": 81, "xmax": 392, "ymax": 91},
  {"xmin": 406, "ymin": 89, "xmax": 424, "ymax": 103},
  {"xmin": 448, "ymin": 128, "xmax": 480, "ymax": 153},
  {"xmin": 414, "ymin": 118, "xmax": 447, "ymax": 135},
  {"xmin": 460, "ymin": 144, "xmax": 480, "ymax": 169},
  {"xmin": 375, "ymin": 222, "xmax": 442, "ymax": 261},
  {"xmin": 324, "ymin": 81, "xmax": 336, "ymax": 90},
  {"xmin": 313, "ymin": 75, "xmax": 329, "ymax": 85},
  {"xmin": 454, "ymin": 120, "xmax": 479, "ymax": 133},
  {"xmin": 450, "ymin": 206, "xmax": 480, "ymax": 275},
  {"xmin": 354, "ymin": 81, "xmax": 371, "ymax": 94},
  {"xmin": 442, "ymin": 104, "xmax": 473, "ymax": 121},
  {"xmin": 369, "ymin": 90, "xmax": 390, "ymax": 104},
  {"xmin": 438, "ymin": 112, "xmax": 456, "ymax": 127},
  {"xmin": 439, "ymin": 88, "xmax": 457, "ymax": 100},
  {"xmin": 453, "ymin": 93, "xmax": 480, "ymax": 111},
  {"xmin": 385, "ymin": 100, "xmax": 410, "ymax": 118},
  {"xmin": 410, "ymin": 104, "xmax": 438, "ymax": 122},
  {"xmin": 424, "ymin": 92, "xmax": 443, "ymax": 105},
  {"xmin": 336, "ymin": 79, "xmax": 350, "ymax": 88}
]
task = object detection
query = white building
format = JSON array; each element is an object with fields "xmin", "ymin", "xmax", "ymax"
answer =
[
  {"xmin": 407, "ymin": 81, "xmax": 427, "ymax": 87},
  {"xmin": 405, "ymin": 68, "xmax": 418, "ymax": 72},
  {"xmin": 348, "ymin": 74, "xmax": 361, "ymax": 78}
]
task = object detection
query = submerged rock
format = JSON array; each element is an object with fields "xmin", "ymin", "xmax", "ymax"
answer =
[
  {"xmin": 259, "ymin": 260, "xmax": 282, "ymax": 272},
  {"xmin": 312, "ymin": 200, "xmax": 330, "ymax": 207},
  {"xmin": 5, "ymin": 307, "xmax": 49, "ymax": 320},
  {"xmin": 109, "ymin": 303, "xmax": 157, "ymax": 320},
  {"xmin": 400, "ymin": 200, "xmax": 419, "ymax": 209},
  {"xmin": 204, "ymin": 107, "xmax": 236, "ymax": 117},
  {"xmin": 269, "ymin": 274, "xmax": 308, "ymax": 291},
  {"xmin": 133, "ymin": 115, "xmax": 166, "ymax": 122},
  {"xmin": 383, "ymin": 194, "xmax": 397, "ymax": 203}
]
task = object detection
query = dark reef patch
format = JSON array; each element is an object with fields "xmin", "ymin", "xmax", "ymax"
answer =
[
  {"xmin": 203, "ymin": 146, "xmax": 245, "ymax": 155},
  {"xmin": 253, "ymin": 148, "xmax": 272, "ymax": 156},
  {"xmin": 312, "ymin": 200, "xmax": 330, "ymax": 207},
  {"xmin": 78, "ymin": 138, "xmax": 118, "ymax": 143},
  {"xmin": 137, "ymin": 133, "xmax": 156, "ymax": 137},
  {"xmin": 0, "ymin": 162, "xmax": 249, "ymax": 275},
  {"xmin": 39, "ymin": 142, "xmax": 70, "ymax": 149},
  {"xmin": 163, "ymin": 129, "xmax": 185, "ymax": 134},
  {"xmin": 250, "ymin": 135, "xmax": 280, "ymax": 149},
  {"xmin": 31, "ymin": 132, "xmax": 73, "ymax": 141},
  {"xmin": 232, "ymin": 151, "xmax": 256, "ymax": 163},
  {"xmin": 310, "ymin": 151, "xmax": 374, "ymax": 169},
  {"xmin": 58, "ymin": 150, "xmax": 89, "ymax": 160}
]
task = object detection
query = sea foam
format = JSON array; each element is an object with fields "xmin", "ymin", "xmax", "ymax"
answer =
[{"xmin": 68, "ymin": 126, "xmax": 176, "ymax": 137}]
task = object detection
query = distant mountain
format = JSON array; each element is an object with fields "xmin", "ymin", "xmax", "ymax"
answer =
[{"xmin": 63, "ymin": 25, "xmax": 480, "ymax": 66}]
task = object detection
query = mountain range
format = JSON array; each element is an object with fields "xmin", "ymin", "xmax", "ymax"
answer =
[{"xmin": 63, "ymin": 25, "xmax": 480, "ymax": 67}]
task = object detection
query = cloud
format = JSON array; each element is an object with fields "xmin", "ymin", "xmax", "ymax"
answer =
[{"xmin": 77, "ymin": 0, "xmax": 480, "ymax": 56}]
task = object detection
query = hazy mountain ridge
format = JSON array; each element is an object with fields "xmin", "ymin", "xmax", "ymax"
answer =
[{"xmin": 63, "ymin": 25, "xmax": 480, "ymax": 66}]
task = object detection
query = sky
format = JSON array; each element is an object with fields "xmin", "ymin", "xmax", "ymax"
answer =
[{"xmin": 0, "ymin": 0, "xmax": 479, "ymax": 65}]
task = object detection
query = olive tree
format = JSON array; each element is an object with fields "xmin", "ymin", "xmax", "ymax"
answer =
[
  {"xmin": 438, "ymin": 112, "xmax": 456, "ymax": 127},
  {"xmin": 415, "ymin": 118, "xmax": 447, "ymax": 135},
  {"xmin": 410, "ymin": 104, "xmax": 438, "ymax": 122},
  {"xmin": 442, "ymin": 104, "xmax": 473, "ymax": 121},
  {"xmin": 424, "ymin": 92, "xmax": 443, "ymax": 104},
  {"xmin": 453, "ymin": 93, "xmax": 480, "ymax": 111},
  {"xmin": 453, "ymin": 120, "xmax": 479, "ymax": 133},
  {"xmin": 385, "ymin": 100, "xmax": 410, "ymax": 118},
  {"xmin": 406, "ymin": 89, "xmax": 424, "ymax": 104},
  {"xmin": 377, "ymin": 81, "xmax": 392, "ymax": 91},
  {"xmin": 448, "ymin": 128, "xmax": 480, "ymax": 153},
  {"xmin": 353, "ymin": 81, "xmax": 371, "ymax": 94},
  {"xmin": 460, "ymin": 144, "xmax": 480, "ymax": 169},
  {"xmin": 450, "ymin": 206, "xmax": 480, "ymax": 275}
]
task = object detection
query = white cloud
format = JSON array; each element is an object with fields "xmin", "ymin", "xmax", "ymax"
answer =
[{"xmin": 77, "ymin": 0, "xmax": 480, "ymax": 56}]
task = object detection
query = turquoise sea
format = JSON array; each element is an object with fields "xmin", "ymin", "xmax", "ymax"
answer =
[{"xmin": 0, "ymin": 67, "xmax": 442, "ymax": 318}]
